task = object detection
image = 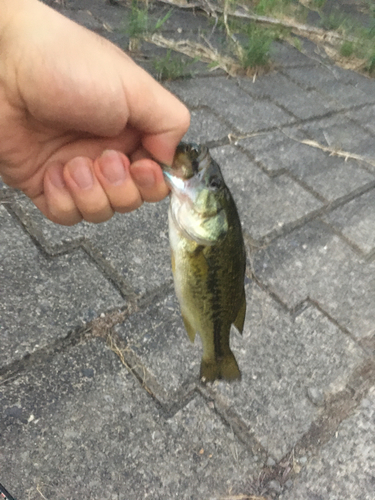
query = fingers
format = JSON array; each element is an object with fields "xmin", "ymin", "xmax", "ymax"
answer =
[
  {"xmin": 130, "ymin": 158, "xmax": 169, "ymax": 203},
  {"xmin": 34, "ymin": 163, "xmax": 83, "ymax": 226},
  {"xmin": 39, "ymin": 151, "xmax": 169, "ymax": 225},
  {"xmin": 93, "ymin": 150, "xmax": 142, "ymax": 213}
]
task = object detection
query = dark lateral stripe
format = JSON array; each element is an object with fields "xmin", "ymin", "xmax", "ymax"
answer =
[{"xmin": 206, "ymin": 261, "xmax": 223, "ymax": 359}]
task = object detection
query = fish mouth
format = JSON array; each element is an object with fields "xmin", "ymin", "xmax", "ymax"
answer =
[
  {"xmin": 163, "ymin": 170, "xmax": 203, "ymax": 206},
  {"xmin": 161, "ymin": 142, "xmax": 210, "ymax": 180}
]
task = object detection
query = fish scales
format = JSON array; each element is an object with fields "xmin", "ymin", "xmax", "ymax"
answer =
[{"xmin": 162, "ymin": 143, "xmax": 246, "ymax": 382}]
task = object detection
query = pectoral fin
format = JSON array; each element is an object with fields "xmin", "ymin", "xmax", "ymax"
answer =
[
  {"xmin": 181, "ymin": 312, "xmax": 196, "ymax": 343},
  {"xmin": 233, "ymin": 290, "xmax": 246, "ymax": 334}
]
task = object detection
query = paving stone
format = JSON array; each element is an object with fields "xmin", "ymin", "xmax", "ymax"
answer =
[
  {"xmin": 117, "ymin": 279, "xmax": 365, "ymax": 461},
  {"xmin": 324, "ymin": 188, "xmax": 375, "ymax": 255},
  {"xmin": 0, "ymin": 339, "xmax": 257, "ymax": 500},
  {"xmin": 86, "ymin": 201, "xmax": 172, "ymax": 296},
  {"xmin": 210, "ymin": 145, "xmax": 322, "ymax": 242},
  {"xmin": 280, "ymin": 386, "xmax": 375, "ymax": 500},
  {"xmin": 348, "ymin": 103, "xmax": 375, "ymax": 135},
  {"xmin": 10, "ymin": 191, "xmax": 86, "ymax": 248},
  {"xmin": 282, "ymin": 65, "xmax": 375, "ymax": 107},
  {"xmin": 167, "ymin": 76, "xmax": 294, "ymax": 133},
  {"xmin": 297, "ymin": 37, "xmax": 332, "ymax": 65},
  {"xmin": 10, "ymin": 195, "xmax": 172, "ymax": 296},
  {"xmin": 116, "ymin": 291, "xmax": 200, "ymax": 404},
  {"xmin": 0, "ymin": 206, "xmax": 124, "ymax": 367},
  {"xmin": 299, "ymin": 115, "xmax": 375, "ymax": 170},
  {"xmin": 271, "ymin": 41, "xmax": 317, "ymax": 67},
  {"xmin": 325, "ymin": 64, "xmax": 375, "ymax": 95},
  {"xmin": 282, "ymin": 64, "xmax": 348, "ymax": 90},
  {"xmin": 238, "ymin": 73, "xmax": 338, "ymax": 119},
  {"xmin": 213, "ymin": 284, "xmax": 365, "ymax": 460},
  {"xmin": 254, "ymin": 219, "xmax": 375, "ymax": 339},
  {"xmin": 183, "ymin": 107, "xmax": 232, "ymax": 144},
  {"xmin": 240, "ymin": 130, "xmax": 375, "ymax": 201}
]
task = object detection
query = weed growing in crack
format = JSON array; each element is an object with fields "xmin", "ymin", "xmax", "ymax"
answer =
[
  {"xmin": 124, "ymin": 0, "xmax": 173, "ymax": 49},
  {"xmin": 238, "ymin": 25, "xmax": 275, "ymax": 68},
  {"xmin": 153, "ymin": 50, "xmax": 196, "ymax": 81}
]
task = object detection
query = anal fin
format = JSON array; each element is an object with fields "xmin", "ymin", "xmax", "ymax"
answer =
[
  {"xmin": 233, "ymin": 289, "xmax": 246, "ymax": 334},
  {"xmin": 181, "ymin": 312, "xmax": 196, "ymax": 343}
]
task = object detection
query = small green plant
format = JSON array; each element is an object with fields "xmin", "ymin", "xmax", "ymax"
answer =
[
  {"xmin": 127, "ymin": 1, "xmax": 149, "ymax": 39},
  {"xmin": 125, "ymin": 1, "xmax": 173, "ymax": 39},
  {"xmin": 239, "ymin": 25, "xmax": 275, "ymax": 68},
  {"xmin": 153, "ymin": 50, "xmax": 195, "ymax": 81},
  {"xmin": 366, "ymin": 52, "xmax": 375, "ymax": 74},
  {"xmin": 254, "ymin": 0, "xmax": 293, "ymax": 16},
  {"xmin": 340, "ymin": 40, "xmax": 354, "ymax": 57},
  {"xmin": 319, "ymin": 10, "xmax": 348, "ymax": 31},
  {"xmin": 310, "ymin": 0, "xmax": 326, "ymax": 9}
]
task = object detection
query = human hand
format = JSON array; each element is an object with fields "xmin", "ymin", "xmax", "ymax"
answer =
[{"xmin": 0, "ymin": 0, "xmax": 190, "ymax": 225}]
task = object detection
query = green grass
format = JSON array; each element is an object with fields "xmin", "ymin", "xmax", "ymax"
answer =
[
  {"xmin": 254, "ymin": 0, "xmax": 294, "ymax": 16},
  {"xmin": 124, "ymin": 0, "xmax": 375, "ymax": 78},
  {"xmin": 238, "ymin": 25, "xmax": 276, "ymax": 68},
  {"xmin": 153, "ymin": 50, "xmax": 196, "ymax": 81},
  {"xmin": 311, "ymin": 0, "xmax": 326, "ymax": 9},
  {"xmin": 126, "ymin": 1, "xmax": 148, "ymax": 39},
  {"xmin": 340, "ymin": 40, "xmax": 354, "ymax": 57},
  {"xmin": 211, "ymin": 11, "xmax": 287, "ymax": 72},
  {"xmin": 125, "ymin": 1, "xmax": 173, "ymax": 39},
  {"xmin": 318, "ymin": 9, "xmax": 349, "ymax": 31}
]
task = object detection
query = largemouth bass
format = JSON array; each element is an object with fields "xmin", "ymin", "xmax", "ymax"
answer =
[{"xmin": 162, "ymin": 143, "xmax": 246, "ymax": 382}]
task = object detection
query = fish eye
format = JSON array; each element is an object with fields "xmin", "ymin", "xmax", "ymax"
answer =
[{"xmin": 209, "ymin": 177, "xmax": 223, "ymax": 190}]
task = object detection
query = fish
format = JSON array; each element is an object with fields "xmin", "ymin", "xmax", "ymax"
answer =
[{"xmin": 161, "ymin": 143, "xmax": 246, "ymax": 382}]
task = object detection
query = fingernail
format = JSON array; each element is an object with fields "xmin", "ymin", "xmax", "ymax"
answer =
[
  {"xmin": 48, "ymin": 164, "xmax": 66, "ymax": 189},
  {"xmin": 68, "ymin": 158, "xmax": 94, "ymax": 189},
  {"xmin": 100, "ymin": 150, "xmax": 126, "ymax": 185},
  {"xmin": 132, "ymin": 166, "xmax": 156, "ymax": 189}
]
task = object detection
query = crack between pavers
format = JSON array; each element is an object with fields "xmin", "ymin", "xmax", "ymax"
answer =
[
  {"xmin": 247, "ymin": 359, "xmax": 375, "ymax": 499},
  {"xmin": 94, "ymin": 322, "xmax": 200, "ymax": 415},
  {"xmin": 320, "ymin": 206, "xmax": 375, "ymax": 259},
  {"xmin": 293, "ymin": 358, "xmax": 375, "ymax": 459},
  {"xmin": 242, "ymin": 204, "xmax": 326, "ymax": 248},
  {"xmin": 0, "ymin": 307, "xmax": 131, "ymax": 384},
  {"xmin": 4, "ymin": 199, "xmax": 140, "ymax": 300},
  {"xmin": 197, "ymin": 384, "xmax": 268, "ymax": 459},
  {"xmin": 0, "ymin": 324, "xmax": 92, "ymax": 384},
  {"xmin": 278, "ymin": 68, "xmax": 375, "ymax": 108},
  {"xmin": 81, "ymin": 240, "xmax": 137, "ymax": 300},
  {"xmin": 245, "ymin": 269, "xmax": 362, "ymax": 344}
]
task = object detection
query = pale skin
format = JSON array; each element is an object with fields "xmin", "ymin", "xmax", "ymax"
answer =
[{"xmin": 0, "ymin": 0, "xmax": 190, "ymax": 225}]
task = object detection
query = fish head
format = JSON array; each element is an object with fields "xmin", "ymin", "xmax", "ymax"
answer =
[{"xmin": 162, "ymin": 143, "xmax": 232, "ymax": 246}]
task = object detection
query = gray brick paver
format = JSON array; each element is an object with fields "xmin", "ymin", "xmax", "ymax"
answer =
[
  {"xmin": 240, "ymin": 130, "xmax": 375, "ymax": 202},
  {"xmin": 211, "ymin": 145, "xmax": 323, "ymax": 242},
  {"xmin": 254, "ymin": 219, "xmax": 375, "ymax": 339},
  {"xmin": 0, "ymin": 206, "xmax": 124, "ymax": 367},
  {"xmin": 117, "ymin": 282, "xmax": 365, "ymax": 461},
  {"xmin": 0, "ymin": 340, "xmax": 256, "ymax": 500},
  {"xmin": 168, "ymin": 76, "xmax": 295, "ymax": 133},
  {"xmin": 324, "ymin": 188, "xmax": 375, "ymax": 255},
  {"xmin": 7, "ymin": 194, "xmax": 172, "ymax": 296},
  {"xmin": 280, "ymin": 387, "xmax": 375, "ymax": 500},
  {"xmin": 238, "ymin": 72, "xmax": 339, "ymax": 119}
]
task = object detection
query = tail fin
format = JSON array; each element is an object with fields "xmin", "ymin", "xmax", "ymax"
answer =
[{"xmin": 200, "ymin": 351, "xmax": 241, "ymax": 383}]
